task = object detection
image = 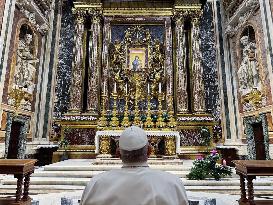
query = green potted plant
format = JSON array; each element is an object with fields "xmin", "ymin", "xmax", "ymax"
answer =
[{"xmin": 187, "ymin": 149, "xmax": 232, "ymax": 181}]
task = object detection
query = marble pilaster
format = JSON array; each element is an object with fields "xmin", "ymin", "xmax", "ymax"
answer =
[
  {"xmin": 0, "ymin": 0, "xmax": 16, "ymax": 129},
  {"xmin": 68, "ymin": 10, "xmax": 85, "ymax": 112},
  {"xmin": 259, "ymin": 0, "xmax": 273, "ymax": 110}
]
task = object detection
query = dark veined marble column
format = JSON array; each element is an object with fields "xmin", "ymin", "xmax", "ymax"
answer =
[
  {"xmin": 68, "ymin": 10, "xmax": 86, "ymax": 112},
  {"xmin": 175, "ymin": 14, "xmax": 188, "ymax": 113},
  {"xmin": 191, "ymin": 11, "xmax": 206, "ymax": 113},
  {"xmin": 87, "ymin": 11, "xmax": 102, "ymax": 114}
]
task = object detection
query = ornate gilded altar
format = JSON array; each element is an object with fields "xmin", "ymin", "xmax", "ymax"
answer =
[
  {"xmin": 95, "ymin": 130, "xmax": 180, "ymax": 157},
  {"xmin": 53, "ymin": 0, "xmax": 219, "ymax": 159}
]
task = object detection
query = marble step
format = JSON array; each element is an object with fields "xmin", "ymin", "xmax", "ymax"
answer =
[
  {"xmin": 2, "ymin": 177, "xmax": 90, "ymax": 186},
  {"xmin": 43, "ymin": 165, "xmax": 191, "ymax": 171},
  {"xmin": 32, "ymin": 170, "xmax": 190, "ymax": 178},
  {"xmin": 0, "ymin": 184, "xmax": 85, "ymax": 191},
  {"xmin": 93, "ymin": 158, "xmax": 184, "ymax": 165},
  {"xmin": 2, "ymin": 177, "xmax": 272, "ymax": 187},
  {"xmin": 0, "ymin": 185, "xmax": 272, "ymax": 197}
]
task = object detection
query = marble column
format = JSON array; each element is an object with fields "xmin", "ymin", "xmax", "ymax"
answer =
[
  {"xmin": 87, "ymin": 12, "xmax": 102, "ymax": 114},
  {"xmin": 175, "ymin": 15, "xmax": 188, "ymax": 113},
  {"xmin": 165, "ymin": 17, "xmax": 174, "ymax": 111},
  {"xmin": 191, "ymin": 12, "xmax": 206, "ymax": 113},
  {"xmin": 68, "ymin": 10, "xmax": 85, "ymax": 112},
  {"xmin": 101, "ymin": 17, "xmax": 111, "ymax": 110}
]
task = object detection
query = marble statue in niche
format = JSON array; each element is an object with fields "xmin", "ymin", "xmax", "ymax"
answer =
[
  {"xmin": 238, "ymin": 35, "xmax": 260, "ymax": 96},
  {"xmin": 14, "ymin": 30, "xmax": 38, "ymax": 94},
  {"xmin": 237, "ymin": 26, "xmax": 266, "ymax": 111},
  {"xmin": 9, "ymin": 25, "xmax": 39, "ymax": 111}
]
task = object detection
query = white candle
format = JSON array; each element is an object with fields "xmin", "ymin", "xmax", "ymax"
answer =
[
  {"xmin": 148, "ymin": 83, "xmax": 150, "ymax": 94},
  {"xmin": 114, "ymin": 82, "xmax": 117, "ymax": 93},
  {"xmin": 159, "ymin": 82, "xmax": 161, "ymax": 93},
  {"xmin": 125, "ymin": 83, "xmax": 128, "ymax": 94},
  {"xmin": 103, "ymin": 81, "xmax": 106, "ymax": 94},
  {"xmin": 223, "ymin": 159, "xmax": 227, "ymax": 166}
]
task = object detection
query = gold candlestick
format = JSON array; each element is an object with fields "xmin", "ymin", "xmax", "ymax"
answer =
[
  {"xmin": 110, "ymin": 93, "xmax": 119, "ymax": 128},
  {"xmin": 133, "ymin": 99, "xmax": 141, "ymax": 126},
  {"xmin": 133, "ymin": 73, "xmax": 141, "ymax": 126},
  {"xmin": 144, "ymin": 94, "xmax": 154, "ymax": 129},
  {"xmin": 121, "ymin": 95, "xmax": 130, "ymax": 127},
  {"xmin": 156, "ymin": 93, "xmax": 165, "ymax": 128},
  {"xmin": 98, "ymin": 94, "xmax": 108, "ymax": 129}
]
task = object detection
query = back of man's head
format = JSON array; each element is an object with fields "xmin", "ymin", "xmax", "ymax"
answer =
[{"xmin": 119, "ymin": 126, "xmax": 148, "ymax": 163}]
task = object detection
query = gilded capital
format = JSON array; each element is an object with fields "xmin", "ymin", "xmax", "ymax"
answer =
[
  {"xmin": 73, "ymin": 9, "xmax": 86, "ymax": 24},
  {"xmin": 87, "ymin": 9, "xmax": 102, "ymax": 24}
]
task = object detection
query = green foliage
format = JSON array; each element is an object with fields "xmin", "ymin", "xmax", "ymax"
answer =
[
  {"xmin": 200, "ymin": 126, "xmax": 211, "ymax": 147},
  {"xmin": 187, "ymin": 150, "xmax": 232, "ymax": 181},
  {"xmin": 59, "ymin": 138, "xmax": 69, "ymax": 150}
]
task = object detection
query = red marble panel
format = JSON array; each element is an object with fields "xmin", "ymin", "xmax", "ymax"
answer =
[{"xmin": 0, "ymin": 0, "xmax": 5, "ymax": 32}]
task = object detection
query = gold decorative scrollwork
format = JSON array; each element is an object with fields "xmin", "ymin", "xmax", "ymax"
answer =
[
  {"xmin": 165, "ymin": 136, "xmax": 176, "ymax": 156},
  {"xmin": 99, "ymin": 136, "xmax": 111, "ymax": 154}
]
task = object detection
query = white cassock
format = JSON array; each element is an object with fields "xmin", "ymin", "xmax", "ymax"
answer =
[{"xmin": 80, "ymin": 162, "xmax": 189, "ymax": 205}]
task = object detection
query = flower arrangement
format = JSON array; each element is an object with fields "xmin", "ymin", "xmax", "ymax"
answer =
[{"xmin": 187, "ymin": 149, "xmax": 232, "ymax": 181}]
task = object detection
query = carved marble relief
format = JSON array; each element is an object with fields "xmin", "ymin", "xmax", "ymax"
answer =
[
  {"xmin": 87, "ymin": 11, "xmax": 102, "ymax": 114},
  {"xmin": 191, "ymin": 14, "xmax": 206, "ymax": 113},
  {"xmin": 175, "ymin": 15, "xmax": 188, "ymax": 113},
  {"xmin": 68, "ymin": 10, "xmax": 85, "ymax": 112}
]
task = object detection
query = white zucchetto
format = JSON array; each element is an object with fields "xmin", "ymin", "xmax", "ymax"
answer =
[{"xmin": 119, "ymin": 126, "xmax": 148, "ymax": 151}]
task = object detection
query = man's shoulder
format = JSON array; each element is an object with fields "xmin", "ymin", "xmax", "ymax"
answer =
[{"xmin": 92, "ymin": 169, "xmax": 116, "ymax": 180}]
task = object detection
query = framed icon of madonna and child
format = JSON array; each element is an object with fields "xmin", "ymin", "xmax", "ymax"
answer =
[{"xmin": 128, "ymin": 48, "xmax": 147, "ymax": 71}]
